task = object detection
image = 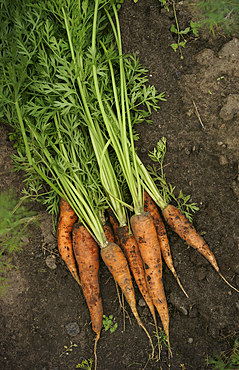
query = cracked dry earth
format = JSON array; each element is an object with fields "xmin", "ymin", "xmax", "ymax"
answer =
[{"xmin": 1, "ymin": 1, "xmax": 239, "ymax": 369}]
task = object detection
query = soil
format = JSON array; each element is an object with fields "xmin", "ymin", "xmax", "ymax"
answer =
[{"xmin": 1, "ymin": 1, "xmax": 239, "ymax": 369}]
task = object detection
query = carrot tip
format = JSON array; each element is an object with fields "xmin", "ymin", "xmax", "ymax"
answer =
[
  {"xmin": 173, "ymin": 273, "xmax": 189, "ymax": 298},
  {"xmin": 219, "ymin": 272, "xmax": 239, "ymax": 293},
  {"xmin": 94, "ymin": 332, "xmax": 100, "ymax": 370},
  {"xmin": 137, "ymin": 318, "xmax": 155, "ymax": 359}
]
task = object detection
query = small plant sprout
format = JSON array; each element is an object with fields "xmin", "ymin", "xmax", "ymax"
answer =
[
  {"xmin": 148, "ymin": 138, "xmax": 199, "ymax": 222},
  {"xmin": 205, "ymin": 337, "xmax": 239, "ymax": 369},
  {"xmin": 170, "ymin": 4, "xmax": 200, "ymax": 60},
  {"xmin": 102, "ymin": 315, "xmax": 118, "ymax": 333},
  {"xmin": 0, "ymin": 189, "xmax": 38, "ymax": 295},
  {"xmin": 76, "ymin": 358, "xmax": 93, "ymax": 369},
  {"xmin": 60, "ymin": 341, "xmax": 77, "ymax": 357},
  {"xmin": 154, "ymin": 329, "xmax": 172, "ymax": 359},
  {"xmin": 158, "ymin": 0, "xmax": 169, "ymax": 12}
]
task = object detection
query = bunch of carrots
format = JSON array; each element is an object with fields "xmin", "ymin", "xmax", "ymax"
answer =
[{"xmin": 1, "ymin": 0, "xmax": 238, "ymax": 369}]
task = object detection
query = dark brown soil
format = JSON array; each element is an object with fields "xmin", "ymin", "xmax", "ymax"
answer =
[{"xmin": 1, "ymin": 1, "xmax": 239, "ymax": 369}]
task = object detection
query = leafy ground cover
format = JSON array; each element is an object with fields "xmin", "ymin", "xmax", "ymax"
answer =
[{"xmin": 0, "ymin": 0, "xmax": 239, "ymax": 369}]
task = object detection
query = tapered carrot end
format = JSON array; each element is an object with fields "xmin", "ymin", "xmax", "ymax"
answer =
[
  {"xmin": 94, "ymin": 332, "xmax": 100, "ymax": 370},
  {"xmin": 73, "ymin": 274, "xmax": 81, "ymax": 286},
  {"xmin": 219, "ymin": 272, "xmax": 239, "ymax": 293},
  {"xmin": 137, "ymin": 316, "xmax": 154, "ymax": 359},
  {"xmin": 168, "ymin": 343, "xmax": 173, "ymax": 359},
  {"xmin": 172, "ymin": 271, "xmax": 189, "ymax": 298},
  {"xmin": 68, "ymin": 268, "xmax": 81, "ymax": 286}
]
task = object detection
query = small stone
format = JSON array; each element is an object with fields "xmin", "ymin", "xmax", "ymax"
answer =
[
  {"xmin": 184, "ymin": 147, "xmax": 191, "ymax": 155},
  {"xmin": 66, "ymin": 322, "xmax": 80, "ymax": 336},
  {"xmin": 188, "ymin": 337, "xmax": 193, "ymax": 344},
  {"xmin": 45, "ymin": 255, "xmax": 57, "ymax": 270},
  {"xmin": 179, "ymin": 306, "xmax": 188, "ymax": 316},
  {"xmin": 219, "ymin": 155, "xmax": 228, "ymax": 166},
  {"xmin": 236, "ymin": 302, "xmax": 239, "ymax": 309},
  {"xmin": 219, "ymin": 94, "xmax": 239, "ymax": 121},
  {"xmin": 138, "ymin": 298, "xmax": 146, "ymax": 307}
]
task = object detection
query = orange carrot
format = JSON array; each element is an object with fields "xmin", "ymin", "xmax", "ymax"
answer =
[
  {"xmin": 107, "ymin": 208, "xmax": 120, "ymax": 245},
  {"xmin": 57, "ymin": 197, "xmax": 80, "ymax": 285},
  {"xmin": 72, "ymin": 223, "xmax": 103, "ymax": 369},
  {"xmin": 117, "ymin": 225, "xmax": 158, "ymax": 327},
  {"xmin": 101, "ymin": 241, "xmax": 154, "ymax": 356},
  {"xmin": 103, "ymin": 220, "xmax": 115, "ymax": 243},
  {"xmin": 162, "ymin": 204, "xmax": 239, "ymax": 293},
  {"xmin": 130, "ymin": 211, "xmax": 171, "ymax": 354},
  {"xmin": 144, "ymin": 192, "xmax": 188, "ymax": 298}
]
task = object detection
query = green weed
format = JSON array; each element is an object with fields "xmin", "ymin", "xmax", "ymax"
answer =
[
  {"xmin": 205, "ymin": 338, "xmax": 239, "ymax": 369},
  {"xmin": 189, "ymin": 0, "xmax": 239, "ymax": 35},
  {"xmin": 102, "ymin": 314, "xmax": 118, "ymax": 333},
  {"xmin": 148, "ymin": 137, "xmax": 199, "ymax": 222},
  {"xmin": 60, "ymin": 341, "xmax": 77, "ymax": 357},
  {"xmin": 0, "ymin": 189, "xmax": 38, "ymax": 295},
  {"xmin": 76, "ymin": 358, "xmax": 93, "ymax": 369}
]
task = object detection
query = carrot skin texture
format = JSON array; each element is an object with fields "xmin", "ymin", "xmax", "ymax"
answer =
[
  {"xmin": 72, "ymin": 223, "xmax": 103, "ymax": 337},
  {"xmin": 117, "ymin": 225, "xmax": 157, "ymax": 319},
  {"xmin": 57, "ymin": 197, "xmax": 80, "ymax": 285},
  {"xmin": 162, "ymin": 204, "xmax": 219, "ymax": 271},
  {"xmin": 130, "ymin": 212, "xmax": 170, "ymax": 340},
  {"xmin": 107, "ymin": 208, "xmax": 120, "ymax": 245},
  {"xmin": 101, "ymin": 242, "xmax": 142, "ymax": 323},
  {"xmin": 144, "ymin": 192, "xmax": 174, "ymax": 267},
  {"xmin": 103, "ymin": 221, "xmax": 115, "ymax": 243},
  {"xmin": 144, "ymin": 192, "xmax": 188, "ymax": 297}
]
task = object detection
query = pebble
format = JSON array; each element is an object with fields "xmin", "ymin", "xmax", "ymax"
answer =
[
  {"xmin": 45, "ymin": 255, "xmax": 57, "ymax": 270},
  {"xmin": 236, "ymin": 302, "xmax": 239, "ymax": 309},
  {"xmin": 65, "ymin": 322, "xmax": 80, "ymax": 336},
  {"xmin": 138, "ymin": 298, "xmax": 146, "ymax": 307},
  {"xmin": 179, "ymin": 306, "xmax": 188, "ymax": 316},
  {"xmin": 219, "ymin": 155, "xmax": 228, "ymax": 166},
  {"xmin": 219, "ymin": 94, "xmax": 239, "ymax": 121},
  {"xmin": 188, "ymin": 337, "xmax": 193, "ymax": 344}
]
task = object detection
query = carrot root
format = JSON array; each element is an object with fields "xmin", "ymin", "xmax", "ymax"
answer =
[
  {"xmin": 162, "ymin": 204, "xmax": 239, "ymax": 293},
  {"xmin": 130, "ymin": 212, "xmax": 171, "ymax": 352},
  {"xmin": 57, "ymin": 197, "xmax": 80, "ymax": 285},
  {"xmin": 144, "ymin": 192, "xmax": 188, "ymax": 298},
  {"xmin": 72, "ymin": 223, "xmax": 103, "ymax": 367},
  {"xmin": 94, "ymin": 332, "xmax": 100, "ymax": 370},
  {"xmin": 101, "ymin": 241, "xmax": 154, "ymax": 357},
  {"xmin": 103, "ymin": 221, "xmax": 115, "ymax": 243},
  {"xmin": 117, "ymin": 224, "xmax": 159, "ymax": 352},
  {"xmin": 219, "ymin": 272, "xmax": 239, "ymax": 293},
  {"xmin": 107, "ymin": 208, "xmax": 120, "ymax": 245}
]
